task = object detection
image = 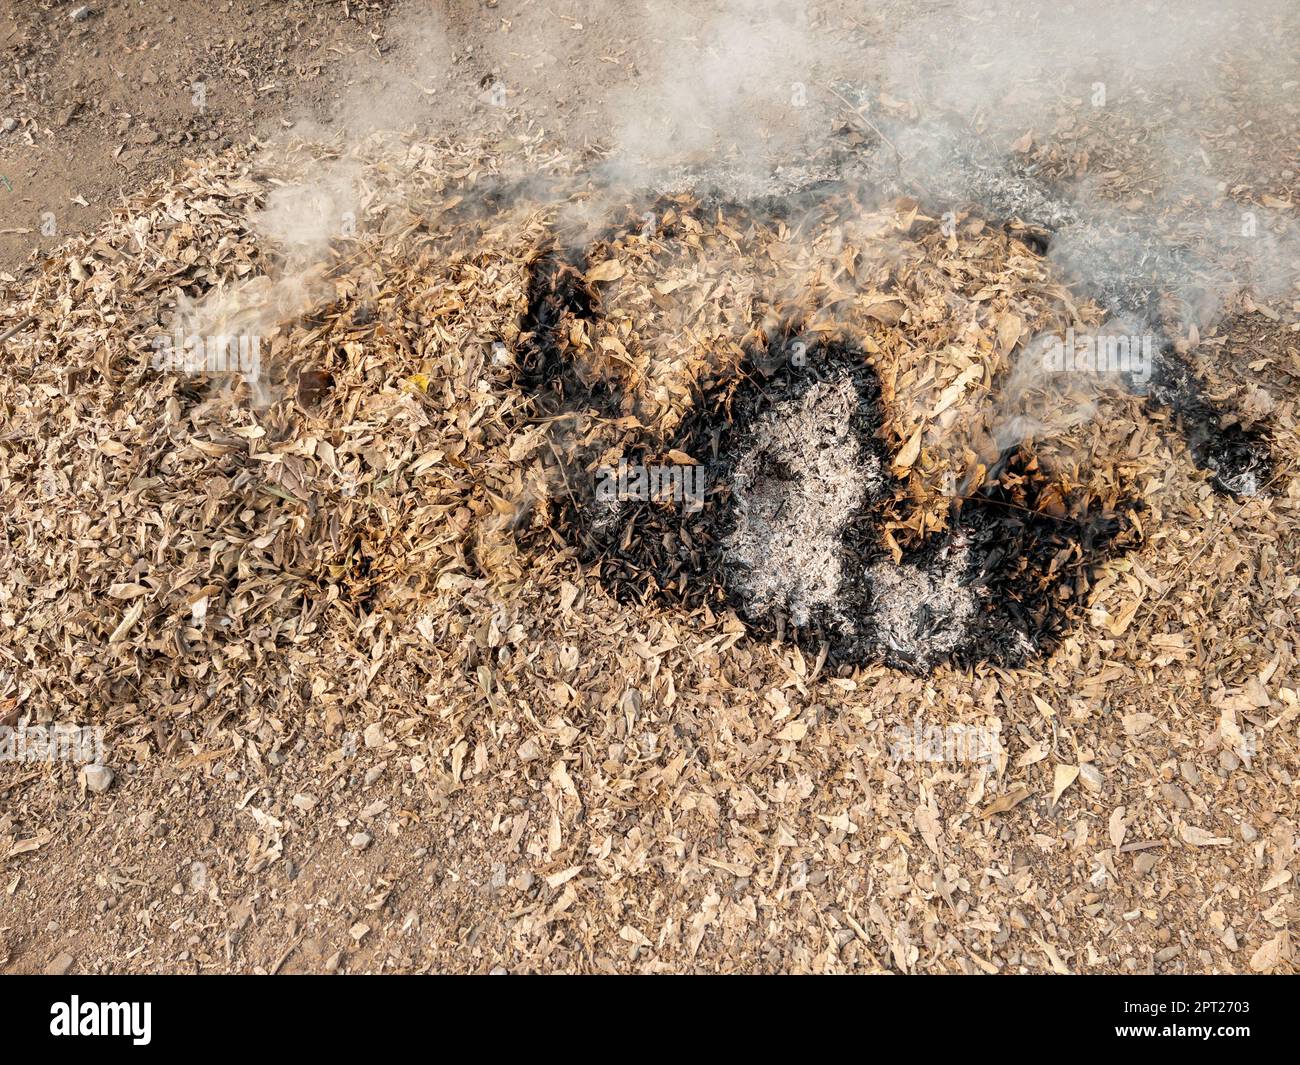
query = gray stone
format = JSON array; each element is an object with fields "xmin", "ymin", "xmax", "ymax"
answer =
[
  {"xmin": 45, "ymin": 952, "xmax": 74, "ymax": 975},
  {"xmin": 83, "ymin": 764, "xmax": 113, "ymax": 793}
]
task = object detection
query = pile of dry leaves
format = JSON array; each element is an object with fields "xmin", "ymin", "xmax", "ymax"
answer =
[{"xmin": 0, "ymin": 128, "xmax": 1295, "ymax": 973}]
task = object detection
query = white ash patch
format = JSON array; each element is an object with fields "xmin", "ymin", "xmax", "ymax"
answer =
[
  {"xmin": 723, "ymin": 373, "xmax": 881, "ymax": 628},
  {"xmin": 589, "ymin": 495, "xmax": 627, "ymax": 534},
  {"xmin": 865, "ymin": 539, "xmax": 978, "ymax": 671},
  {"xmin": 1209, "ymin": 466, "xmax": 1259, "ymax": 497},
  {"xmin": 887, "ymin": 122, "xmax": 1081, "ymax": 233}
]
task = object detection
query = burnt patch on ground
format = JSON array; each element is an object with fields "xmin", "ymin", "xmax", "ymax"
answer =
[
  {"xmin": 1144, "ymin": 346, "xmax": 1274, "ymax": 496},
  {"xmin": 515, "ymin": 310, "xmax": 1141, "ymax": 674},
  {"xmin": 516, "ymin": 244, "xmax": 604, "ymax": 414},
  {"xmin": 942, "ymin": 451, "xmax": 1137, "ymax": 668}
]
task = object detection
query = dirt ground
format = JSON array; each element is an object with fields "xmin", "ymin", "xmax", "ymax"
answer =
[
  {"xmin": 0, "ymin": 0, "xmax": 676, "ymax": 278},
  {"xmin": 1, "ymin": 0, "xmax": 1297, "ymax": 976}
]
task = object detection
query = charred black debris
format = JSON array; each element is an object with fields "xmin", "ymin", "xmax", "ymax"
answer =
[{"xmin": 515, "ymin": 276, "xmax": 1140, "ymax": 672}]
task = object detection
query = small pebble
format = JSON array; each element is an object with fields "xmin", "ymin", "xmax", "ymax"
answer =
[
  {"xmin": 45, "ymin": 952, "xmax": 74, "ymax": 976},
  {"xmin": 83, "ymin": 764, "xmax": 113, "ymax": 793},
  {"xmin": 349, "ymin": 832, "xmax": 372, "ymax": 851}
]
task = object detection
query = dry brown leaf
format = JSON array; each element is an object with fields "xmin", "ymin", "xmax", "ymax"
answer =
[
  {"xmin": 980, "ymin": 786, "xmax": 1033, "ymax": 819},
  {"xmin": 893, "ymin": 427, "xmax": 922, "ymax": 470},
  {"xmin": 1109, "ymin": 807, "xmax": 1127, "ymax": 849},
  {"xmin": 585, "ymin": 260, "xmax": 625, "ymax": 282},
  {"xmin": 1051, "ymin": 764, "xmax": 1079, "ymax": 805},
  {"xmin": 1248, "ymin": 932, "xmax": 1291, "ymax": 973}
]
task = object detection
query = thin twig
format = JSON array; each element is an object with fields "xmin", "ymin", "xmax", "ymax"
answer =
[
  {"xmin": 0, "ymin": 315, "xmax": 35, "ymax": 347},
  {"xmin": 269, "ymin": 934, "xmax": 304, "ymax": 976}
]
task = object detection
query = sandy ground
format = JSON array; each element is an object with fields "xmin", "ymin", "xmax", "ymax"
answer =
[{"xmin": 1, "ymin": 0, "xmax": 1297, "ymax": 975}]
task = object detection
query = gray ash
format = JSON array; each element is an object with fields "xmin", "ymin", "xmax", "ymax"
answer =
[
  {"xmin": 721, "ymin": 373, "xmax": 883, "ymax": 630},
  {"xmin": 1048, "ymin": 222, "xmax": 1194, "ymax": 322},
  {"xmin": 863, "ymin": 541, "xmax": 984, "ymax": 672},
  {"xmin": 891, "ymin": 122, "xmax": 1081, "ymax": 234}
]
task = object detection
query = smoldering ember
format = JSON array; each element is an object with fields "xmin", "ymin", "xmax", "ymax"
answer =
[{"xmin": 0, "ymin": 0, "xmax": 1295, "ymax": 985}]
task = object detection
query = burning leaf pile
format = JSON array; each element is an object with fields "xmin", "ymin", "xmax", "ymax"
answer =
[
  {"xmin": 0, "ymin": 129, "xmax": 1280, "ymax": 721},
  {"xmin": 0, "ymin": 114, "xmax": 1295, "ymax": 976},
  {"xmin": 513, "ymin": 184, "xmax": 1153, "ymax": 672}
]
